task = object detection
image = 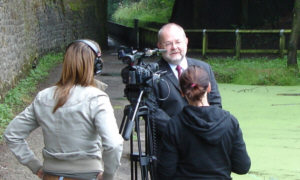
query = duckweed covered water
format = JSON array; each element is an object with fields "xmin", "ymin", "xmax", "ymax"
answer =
[{"xmin": 219, "ymin": 84, "xmax": 300, "ymax": 180}]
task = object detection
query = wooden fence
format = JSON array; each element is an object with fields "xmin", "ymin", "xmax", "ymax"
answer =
[{"xmin": 108, "ymin": 20, "xmax": 292, "ymax": 59}]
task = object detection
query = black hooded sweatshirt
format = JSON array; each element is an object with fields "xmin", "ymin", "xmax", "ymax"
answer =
[{"xmin": 157, "ymin": 105, "xmax": 251, "ymax": 180}]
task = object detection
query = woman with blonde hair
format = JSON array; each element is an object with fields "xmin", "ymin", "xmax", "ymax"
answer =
[
  {"xmin": 157, "ymin": 65, "xmax": 250, "ymax": 180},
  {"xmin": 5, "ymin": 39, "xmax": 123, "ymax": 180}
]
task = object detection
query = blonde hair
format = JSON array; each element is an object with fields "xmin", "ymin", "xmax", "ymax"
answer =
[{"xmin": 53, "ymin": 40, "xmax": 100, "ymax": 113}]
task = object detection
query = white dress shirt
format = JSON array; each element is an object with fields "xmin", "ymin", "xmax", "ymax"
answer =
[{"xmin": 168, "ymin": 57, "xmax": 188, "ymax": 79}]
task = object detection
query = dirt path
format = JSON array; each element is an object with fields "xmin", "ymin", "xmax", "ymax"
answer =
[{"xmin": 0, "ymin": 39, "xmax": 132, "ymax": 180}]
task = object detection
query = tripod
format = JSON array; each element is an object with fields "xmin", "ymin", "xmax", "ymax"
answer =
[{"xmin": 119, "ymin": 90, "xmax": 157, "ymax": 180}]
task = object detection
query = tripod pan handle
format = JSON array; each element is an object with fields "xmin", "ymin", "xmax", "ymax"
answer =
[{"xmin": 122, "ymin": 120, "xmax": 134, "ymax": 141}]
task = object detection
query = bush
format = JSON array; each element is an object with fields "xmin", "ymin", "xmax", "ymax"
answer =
[{"xmin": 112, "ymin": 0, "xmax": 174, "ymax": 27}]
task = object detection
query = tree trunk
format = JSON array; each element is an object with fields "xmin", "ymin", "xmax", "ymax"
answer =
[{"xmin": 287, "ymin": 0, "xmax": 300, "ymax": 69}]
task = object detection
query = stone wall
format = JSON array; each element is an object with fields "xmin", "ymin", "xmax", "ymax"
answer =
[{"xmin": 0, "ymin": 0, "xmax": 107, "ymax": 99}]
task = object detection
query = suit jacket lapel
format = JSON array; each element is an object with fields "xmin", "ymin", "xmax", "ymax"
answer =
[{"xmin": 159, "ymin": 59, "xmax": 181, "ymax": 91}]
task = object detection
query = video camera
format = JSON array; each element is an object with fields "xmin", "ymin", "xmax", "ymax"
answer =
[
  {"xmin": 118, "ymin": 46, "xmax": 165, "ymax": 103},
  {"xmin": 118, "ymin": 46, "xmax": 166, "ymax": 180}
]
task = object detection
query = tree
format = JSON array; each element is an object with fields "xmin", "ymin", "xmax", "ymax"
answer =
[{"xmin": 287, "ymin": 0, "xmax": 300, "ymax": 70}]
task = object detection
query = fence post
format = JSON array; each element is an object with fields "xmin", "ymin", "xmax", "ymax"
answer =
[
  {"xmin": 235, "ymin": 29, "xmax": 241, "ymax": 59},
  {"xmin": 134, "ymin": 19, "xmax": 139, "ymax": 48},
  {"xmin": 279, "ymin": 29, "xmax": 285, "ymax": 58},
  {"xmin": 202, "ymin": 29, "xmax": 207, "ymax": 58}
]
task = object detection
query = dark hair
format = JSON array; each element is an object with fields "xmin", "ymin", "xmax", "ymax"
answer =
[{"xmin": 179, "ymin": 65, "xmax": 209, "ymax": 103}]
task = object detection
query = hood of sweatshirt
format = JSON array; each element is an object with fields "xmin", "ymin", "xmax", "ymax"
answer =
[{"xmin": 180, "ymin": 105, "xmax": 231, "ymax": 144}]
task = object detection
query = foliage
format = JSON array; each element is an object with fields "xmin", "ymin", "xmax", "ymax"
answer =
[
  {"xmin": 111, "ymin": 0, "xmax": 174, "ymax": 27},
  {"xmin": 68, "ymin": 0, "xmax": 96, "ymax": 11},
  {"xmin": 0, "ymin": 53, "xmax": 63, "ymax": 141},
  {"xmin": 0, "ymin": 104, "xmax": 13, "ymax": 135},
  {"xmin": 205, "ymin": 56, "xmax": 300, "ymax": 86},
  {"xmin": 108, "ymin": 0, "xmax": 121, "ymax": 20}
]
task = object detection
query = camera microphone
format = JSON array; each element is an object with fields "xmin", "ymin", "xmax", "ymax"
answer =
[{"xmin": 145, "ymin": 48, "xmax": 166, "ymax": 56}]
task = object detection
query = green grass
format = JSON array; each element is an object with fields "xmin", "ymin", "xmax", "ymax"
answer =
[
  {"xmin": 204, "ymin": 56, "xmax": 300, "ymax": 86},
  {"xmin": 219, "ymin": 84, "xmax": 300, "ymax": 180},
  {"xmin": 0, "ymin": 52, "xmax": 63, "ymax": 141}
]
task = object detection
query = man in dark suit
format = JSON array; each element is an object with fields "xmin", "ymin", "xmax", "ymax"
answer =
[{"xmin": 147, "ymin": 23, "xmax": 222, "ymax": 135}]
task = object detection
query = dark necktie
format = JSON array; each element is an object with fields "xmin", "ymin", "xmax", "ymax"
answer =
[{"xmin": 176, "ymin": 65, "xmax": 182, "ymax": 78}]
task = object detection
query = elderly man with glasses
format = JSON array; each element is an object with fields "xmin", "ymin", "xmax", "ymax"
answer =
[{"xmin": 146, "ymin": 23, "xmax": 222, "ymax": 139}]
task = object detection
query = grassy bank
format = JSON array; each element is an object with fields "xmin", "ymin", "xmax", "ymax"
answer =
[
  {"xmin": 204, "ymin": 56, "xmax": 300, "ymax": 86},
  {"xmin": 0, "ymin": 53, "xmax": 63, "ymax": 141}
]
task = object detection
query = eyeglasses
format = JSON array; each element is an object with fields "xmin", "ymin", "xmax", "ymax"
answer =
[{"xmin": 161, "ymin": 40, "xmax": 184, "ymax": 48}]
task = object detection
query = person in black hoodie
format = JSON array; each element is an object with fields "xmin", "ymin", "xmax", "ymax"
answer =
[{"xmin": 157, "ymin": 66, "xmax": 251, "ymax": 180}]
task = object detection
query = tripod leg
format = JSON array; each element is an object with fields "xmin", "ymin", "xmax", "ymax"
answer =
[
  {"xmin": 130, "ymin": 135, "xmax": 134, "ymax": 180},
  {"xmin": 136, "ymin": 108, "xmax": 157, "ymax": 180},
  {"xmin": 145, "ymin": 114, "xmax": 157, "ymax": 180},
  {"xmin": 124, "ymin": 90, "xmax": 157, "ymax": 180},
  {"xmin": 135, "ymin": 117, "xmax": 148, "ymax": 180}
]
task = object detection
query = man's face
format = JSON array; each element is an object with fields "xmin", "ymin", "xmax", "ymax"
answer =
[{"xmin": 158, "ymin": 26, "xmax": 188, "ymax": 65}]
